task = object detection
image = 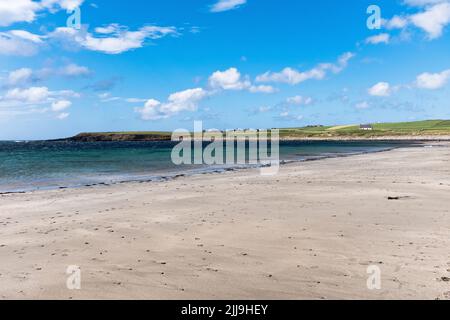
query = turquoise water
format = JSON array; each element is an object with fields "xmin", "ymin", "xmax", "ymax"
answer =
[{"xmin": 0, "ymin": 140, "xmax": 414, "ymax": 193}]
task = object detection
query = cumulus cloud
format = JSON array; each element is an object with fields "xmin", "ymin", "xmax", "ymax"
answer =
[
  {"xmin": 4, "ymin": 64, "xmax": 91, "ymax": 87},
  {"xmin": 385, "ymin": 15, "xmax": 409, "ymax": 29},
  {"xmin": 50, "ymin": 24, "xmax": 178, "ymax": 54},
  {"xmin": 255, "ymin": 52, "xmax": 354, "ymax": 85},
  {"xmin": 410, "ymin": 2, "xmax": 450, "ymax": 39},
  {"xmin": 0, "ymin": 0, "xmax": 84, "ymax": 27},
  {"xmin": 366, "ymin": 33, "xmax": 390, "ymax": 44},
  {"xmin": 415, "ymin": 69, "xmax": 450, "ymax": 89},
  {"xmin": 209, "ymin": 67, "xmax": 276, "ymax": 93},
  {"xmin": 0, "ymin": 0, "xmax": 40, "ymax": 27},
  {"xmin": 364, "ymin": 69, "xmax": 450, "ymax": 95},
  {"xmin": 1, "ymin": 8, "xmax": 178, "ymax": 56},
  {"xmin": 7, "ymin": 68, "xmax": 33, "ymax": 85},
  {"xmin": 382, "ymin": 2, "xmax": 450, "ymax": 40},
  {"xmin": 51, "ymin": 100, "xmax": 72, "ymax": 112},
  {"xmin": 41, "ymin": 0, "xmax": 84, "ymax": 11},
  {"xmin": 209, "ymin": 67, "xmax": 250, "ymax": 90},
  {"xmin": 135, "ymin": 88, "xmax": 209, "ymax": 120},
  {"xmin": 0, "ymin": 30, "xmax": 43, "ymax": 56},
  {"xmin": 0, "ymin": 85, "xmax": 79, "ymax": 115},
  {"xmin": 210, "ymin": 0, "xmax": 246, "ymax": 12},
  {"xmin": 368, "ymin": 82, "xmax": 391, "ymax": 97},
  {"xmin": 5, "ymin": 87, "xmax": 50, "ymax": 103}
]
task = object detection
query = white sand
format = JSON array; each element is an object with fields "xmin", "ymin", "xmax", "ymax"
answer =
[{"xmin": 1, "ymin": 143, "xmax": 450, "ymax": 300}]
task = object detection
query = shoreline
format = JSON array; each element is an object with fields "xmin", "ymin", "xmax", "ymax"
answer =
[
  {"xmin": 0, "ymin": 141, "xmax": 424, "ymax": 195},
  {"xmin": 5, "ymin": 135, "xmax": 450, "ymax": 143},
  {"xmin": 280, "ymin": 136, "xmax": 450, "ymax": 141},
  {"xmin": 1, "ymin": 142, "xmax": 450, "ymax": 299}
]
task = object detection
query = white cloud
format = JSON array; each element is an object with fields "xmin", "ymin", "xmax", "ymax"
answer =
[
  {"xmin": 368, "ymin": 82, "xmax": 391, "ymax": 97},
  {"xmin": 208, "ymin": 67, "xmax": 276, "ymax": 93},
  {"xmin": 55, "ymin": 89, "xmax": 80, "ymax": 98},
  {"xmin": 257, "ymin": 67, "xmax": 323, "ymax": 85},
  {"xmin": 7, "ymin": 68, "xmax": 33, "ymax": 85},
  {"xmin": 410, "ymin": 2, "xmax": 450, "ymax": 39},
  {"xmin": 0, "ymin": 0, "xmax": 39, "ymax": 27},
  {"xmin": 0, "ymin": 85, "xmax": 79, "ymax": 118},
  {"xmin": 95, "ymin": 24, "xmax": 119, "ymax": 34},
  {"xmin": 51, "ymin": 25, "xmax": 178, "ymax": 54},
  {"xmin": 286, "ymin": 95, "xmax": 313, "ymax": 105},
  {"xmin": 248, "ymin": 85, "xmax": 277, "ymax": 93},
  {"xmin": 209, "ymin": 67, "xmax": 250, "ymax": 90},
  {"xmin": 51, "ymin": 100, "xmax": 72, "ymax": 112},
  {"xmin": 59, "ymin": 63, "xmax": 91, "ymax": 77},
  {"xmin": 136, "ymin": 88, "xmax": 208, "ymax": 120},
  {"xmin": 125, "ymin": 98, "xmax": 147, "ymax": 103},
  {"xmin": 366, "ymin": 33, "xmax": 390, "ymax": 44},
  {"xmin": 0, "ymin": 30, "xmax": 43, "ymax": 56},
  {"xmin": 385, "ymin": 16, "xmax": 409, "ymax": 29},
  {"xmin": 41, "ymin": 0, "xmax": 84, "ymax": 11},
  {"xmin": 5, "ymin": 87, "xmax": 50, "ymax": 103},
  {"xmin": 8, "ymin": 30, "xmax": 44, "ymax": 43},
  {"xmin": 256, "ymin": 52, "xmax": 354, "ymax": 85},
  {"xmin": 383, "ymin": 2, "xmax": 450, "ymax": 40},
  {"xmin": 403, "ymin": 0, "xmax": 448, "ymax": 6},
  {"xmin": 210, "ymin": 0, "xmax": 246, "ymax": 12},
  {"xmin": 136, "ymin": 99, "xmax": 163, "ymax": 120},
  {"xmin": 278, "ymin": 111, "xmax": 303, "ymax": 121},
  {"xmin": 4, "ymin": 64, "xmax": 90, "ymax": 86},
  {"xmin": 0, "ymin": 0, "xmax": 85, "ymax": 27},
  {"xmin": 56, "ymin": 112, "xmax": 70, "ymax": 120},
  {"xmin": 1, "ymin": 22, "xmax": 177, "ymax": 56},
  {"xmin": 415, "ymin": 69, "xmax": 450, "ymax": 89}
]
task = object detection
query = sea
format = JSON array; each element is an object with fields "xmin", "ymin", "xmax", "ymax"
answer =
[{"xmin": 0, "ymin": 140, "xmax": 416, "ymax": 193}]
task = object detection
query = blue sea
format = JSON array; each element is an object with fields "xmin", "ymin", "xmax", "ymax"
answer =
[{"xmin": 0, "ymin": 140, "xmax": 415, "ymax": 193}]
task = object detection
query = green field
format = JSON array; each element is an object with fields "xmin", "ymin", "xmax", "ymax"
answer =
[
  {"xmin": 279, "ymin": 120, "xmax": 450, "ymax": 138},
  {"xmin": 70, "ymin": 120, "xmax": 450, "ymax": 141}
]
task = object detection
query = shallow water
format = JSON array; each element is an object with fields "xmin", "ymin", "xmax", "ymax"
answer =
[{"xmin": 0, "ymin": 140, "xmax": 415, "ymax": 193}]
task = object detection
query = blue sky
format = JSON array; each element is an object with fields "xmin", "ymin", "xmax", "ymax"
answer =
[{"xmin": 1, "ymin": 0, "xmax": 450, "ymax": 140}]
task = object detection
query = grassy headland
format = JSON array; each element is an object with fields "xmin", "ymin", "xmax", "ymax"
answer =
[
  {"xmin": 66, "ymin": 120, "xmax": 450, "ymax": 141},
  {"xmin": 279, "ymin": 120, "xmax": 450, "ymax": 139},
  {"xmin": 68, "ymin": 131, "xmax": 172, "ymax": 142}
]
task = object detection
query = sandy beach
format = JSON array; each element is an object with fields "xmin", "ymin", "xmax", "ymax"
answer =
[{"xmin": 1, "ymin": 142, "xmax": 450, "ymax": 300}]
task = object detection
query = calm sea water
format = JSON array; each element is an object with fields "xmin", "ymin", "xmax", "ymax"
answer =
[{"xmin": 0, "ymin": 140, "xmax": 413, "ymax": 193}]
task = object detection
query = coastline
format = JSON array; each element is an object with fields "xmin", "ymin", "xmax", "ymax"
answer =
[
  {"xmin": 61, "ymin": 135, "xmax": 450, "ymax": 143},
  {"xmin": 1, "ymin": 142, "xmax": 450, "ymax": 299},
  {"xmin": 280, "ymin": 135, "xmax": 450, "ymax": 141},
  {"xmin": 0, "ymin": 141, "xmax": 420, "ymax": 195}
]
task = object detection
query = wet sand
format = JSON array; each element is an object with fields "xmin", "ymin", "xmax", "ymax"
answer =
[{"xmin": 1, "ymin": 143, "xmax": 450, "ymax": 299}]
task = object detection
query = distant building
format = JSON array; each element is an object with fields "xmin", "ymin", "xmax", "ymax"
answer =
[{"xmin": 360, "ymin": 124, "xmax": 374, "ymax": 131}]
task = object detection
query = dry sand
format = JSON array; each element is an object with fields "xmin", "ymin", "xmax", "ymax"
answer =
[{"xmin": 1, "ymin": 143, "xmax": 450, "ymax": 300}]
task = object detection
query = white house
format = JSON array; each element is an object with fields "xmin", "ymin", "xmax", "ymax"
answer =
[{"xmin": 360, "ymin": 124, "xmax": 374, "ymax": 131}]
